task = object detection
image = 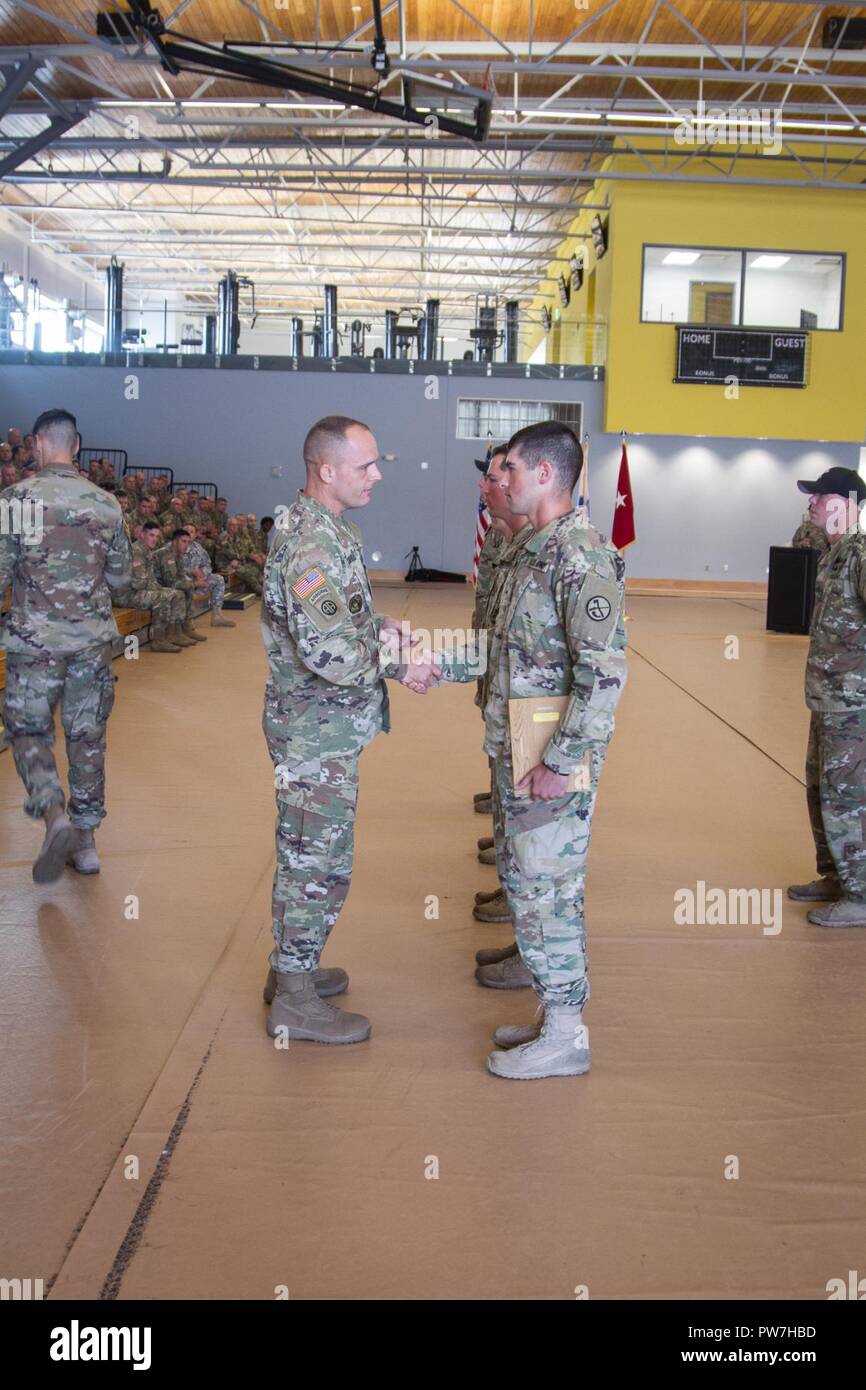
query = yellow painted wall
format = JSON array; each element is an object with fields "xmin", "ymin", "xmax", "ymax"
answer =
[
  {"xmin": 604, "ymin": 179, "xmax": 866, "ymax": 442},
  {"xmin": 525, "ymin": 146, "xmax": 866, "ymax": 443}
]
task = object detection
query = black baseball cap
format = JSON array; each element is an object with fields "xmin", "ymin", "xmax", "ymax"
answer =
[
  {"xmin": 474, "ymin": 443, "xmax": 507, "ymax": 473},
  {"xmin": 797, "ymin": 467, "xmax": 866, "ymax": 503}
]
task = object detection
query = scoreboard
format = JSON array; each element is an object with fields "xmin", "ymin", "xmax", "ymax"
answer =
[{"xmin": 675, "ymin": 327, "xmax": 809, "ymax": 387}]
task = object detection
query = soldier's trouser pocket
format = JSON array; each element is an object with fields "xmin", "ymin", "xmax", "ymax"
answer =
[
  {"xmin": 499, "ymin": 776, "xmax": 598, "ymax": 1007},
  {"xmin": 4, "ymin": 653, "xmax": 65, "ymax": 819},
  {"xmin": 271, "ymin": 802, "xmax": 357, "ymax": 971}
]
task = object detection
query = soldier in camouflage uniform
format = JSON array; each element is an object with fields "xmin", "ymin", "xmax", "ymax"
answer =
[
  {"xmin": 788, "ymin": 467, "xmax": 866, "ymax": 927},
  {"xmin": 159, "ymin": 495, "xmax": 188, "ymax": 536},
  {"xmin": 472, "ymin": 448, "xmax": 536, "ymax": 976},
  {"xmin": 436, "ymin": 422, "xmax": 627, "ymax": 1079},
  {"xmin": 153, "ymin": 529, "xmax": 207, "ymax": 644},
  {"xmin": 216, "ymin": 516, "xmax": 264, "ymax": 595},
  {"xmin": 114, "ymin": 520, "xmax": 188, "ymax": 653},
  {"xmin": 183, "ymin": 523, "xmax": 235, "ymax": 627},
  {"xmin": 470, "ymin": 452, "xmax": 507, "ymax": 817},
  {"xmin": 260, "ymin": 414, "xmax": 430, "ymax": 1046},
  {"xmin": 0, "ymin": 409, "xmax": 131, "ymax": 881},
  {"xmin": 791, "ymin": 516, "xmax": 831, "ymax": 555}
]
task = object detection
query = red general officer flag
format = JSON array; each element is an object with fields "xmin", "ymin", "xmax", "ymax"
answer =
[{"xmin": 611, "ymin": 440, "xmax": 636, "ymax": 550}]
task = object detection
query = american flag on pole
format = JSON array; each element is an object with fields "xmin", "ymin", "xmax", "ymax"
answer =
[{"xmin": 471, "ymin": 433, "xmax": 494, "ymax": 586}]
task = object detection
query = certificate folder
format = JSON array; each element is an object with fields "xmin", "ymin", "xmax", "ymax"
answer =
[{"xmin": 508, "ymin": 697, "xmax": 590, "ymax": 796}]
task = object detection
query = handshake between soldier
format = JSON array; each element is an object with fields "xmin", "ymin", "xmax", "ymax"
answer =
[{"xmin": 260, "ymin": 414, "xmax": 627, "ymax": 1080}]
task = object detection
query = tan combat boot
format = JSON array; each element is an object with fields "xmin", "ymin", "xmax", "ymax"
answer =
[
  {"xmin": 478, "ymin": 845, "xmax": 497, "ymax": 865},
  {"xmin": 168, "ymin": 622, "xmax": 196, "ymax": 648},
  {"xmin": 475, "ymin": 885, "xmax": 504, "ymax": 905},
  {"xmin": 493, "ymin": 1004, "xmax": 544, "ymax": 1049},
  {"xmin": 67, "ymin": 828, "xmax": 99, "ymax": 874},
  {"xmin": 183, "ymin": 619, "xmax": 207, "ymax": 642},
  {"xmin": 473, "ymin": 889, "xmax": 511, "ymax": 923},
  {"xmin": 476, "ymin": 940, "xmax": 519, "ymax": 967},
  {"xmin": 475, "ymin": 953, "xmax": 532, "ymax": 989},
  {"xmin": 263, "ymin": 964, "xmax": 348, "ymax": 1002},
  {"xmin": 150, "ymin": 626, "xmax": 181, "ymax": 653},
  {"xmin": 210, "ymin": 610, "xmax": 236, "ymax": 628},
  {"xmin": 807, "ymin": 899, "xmax": 866, "ymax": 928},
  {"xmin": 487, "ymin": 1005, "xmax": 590, "ymax": 1080},
  {"xmin": 33, "ymin": 811, "xmax": 77, "ymax": 884},
  {"xmin": 266, "ymin": 971, "xmax": 371, "ymax": 1044},
  {"xmin": 787, "ymin": 875, "xmax": 843, "ymax": 902}
]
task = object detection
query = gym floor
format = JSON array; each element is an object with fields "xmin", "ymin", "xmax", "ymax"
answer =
[{"xmin": 1, "ymin": 587, "xmax": 863, "ymax": 1300}]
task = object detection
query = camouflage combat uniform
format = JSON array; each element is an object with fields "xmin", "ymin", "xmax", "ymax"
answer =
[
  {"xmin": 153, "ymin": 543, "xmax": 195, "ymax": 621},
  {"xmin": 114, "ymin": 540, "xmax": 185, "ymax": 626},
  {"xmin": 183, "ymin": 537, "xmax": 226, "ymax": 613},
  {"xmin": 473, "ymin": 526, "xmax": 505, "ymax": 631},
  {"xmin": 792, "ymin": 520, "xmax": 831, "ymax": 555},
  {"xmin": 440, "ymin": 512, "xmax": 627, "ymax": 1008},
  {"xmin": 261, "ymin": 490, "xmax": 406, "ymax": 976},
  {"xmin": 216, "ymin": 530, "xmax": 263, "ymax": 595},
  {"xmin": 804, "ymin": 532, "xmax": 866, "ymax": 899},
  {"xmin": 479, "ymin": 523, "xmax": 534, "ymax": 870},
  {"xmin": 0, "ymin": 464, "xmax": 131, "ymax": 827}
]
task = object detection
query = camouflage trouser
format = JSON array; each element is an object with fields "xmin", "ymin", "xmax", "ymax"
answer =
[
  {"xmin": 114, "ymin": 586, "xmax": 185, "ymax": 626},
  {"xmin": 263, "ymin": 702, "xmax": 359, "ymax": 974},
  {"xmin": 4, "ymin": 644, "xmax": 116, "ymax": 828},
  {"xmin": 200, "ymin": 573, "xmax": 226, "ymax": 611},
  {"xmin": 235, "ymin": 564, "xmax": 263, "ymax": 595},
  {"xmin": 806, "ymin": 710, "xmax": 866, "ymax": 899},
  {"xmin": 493, "ymin": 750, "xmax": 602, "ymax": 1007},
  {"xmin": 170, "ymin": 584, "xmax": 193, "ymax": 621}
]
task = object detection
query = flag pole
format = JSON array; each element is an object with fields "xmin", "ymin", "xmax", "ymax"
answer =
[{"xmin": 619, "ymin": 428, "xmax": 632, "ymax": 622}]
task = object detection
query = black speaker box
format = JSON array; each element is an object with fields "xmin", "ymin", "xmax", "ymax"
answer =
[{"xmin": 766, "ymin": 546, "xmax": 819, "ymax": 634}]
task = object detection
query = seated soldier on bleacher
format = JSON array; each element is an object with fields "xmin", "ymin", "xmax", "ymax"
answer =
[
  {"xmin": 115, "ymin": 490, "xmax": 134, "ymax": 537},
  {"xmin": 214, "ymin": 496, "xmax": 229, "ymax": 530},
  {"xmin": 147, "ymin": 474, "xmax": 170, "ymax": 509},
  {"xmin": 159, "ymin": 495, "xmax": 187, "ymax": 536},
  {"xmin": 215, "ymin": 515, "xmax": 264, "ymax": 596},
  {"xmin": 182, "ymin": 524, "xmax": 235, "ymax": 629},
  {"xmin": 1, "ymin": 462, "xmax": 16, "ymax": 490},
  {"xmin": 153, "ymin": 528, "xmax": 207, "ymax": 645},
  {"xmin": 112, "ymin": 520, "xmax": 190, "ymax": 654}
]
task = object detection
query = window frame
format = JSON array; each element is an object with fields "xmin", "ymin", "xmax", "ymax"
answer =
[
  {"xmin": 640, "ymin": 243, "xmax": 846, "ymax": 332},
  {"xmin": 455, "ymin": 397, "xmax": 583, "ymax": 442}
]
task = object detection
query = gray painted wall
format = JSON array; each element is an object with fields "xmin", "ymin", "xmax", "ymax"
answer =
[{"xmin": 0, "ymin": 363, "xmax": 858, "ymax": 581}]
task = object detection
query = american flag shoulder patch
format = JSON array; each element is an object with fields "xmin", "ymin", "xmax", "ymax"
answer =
[{"xmin": 291, "ymin": 567, "xmax": 327, "ymax": 600}]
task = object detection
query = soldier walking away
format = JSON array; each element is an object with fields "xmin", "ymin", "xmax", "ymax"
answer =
[{"xmin": 0, "ymin": 409, "xmax": 132, "ymax": 881}]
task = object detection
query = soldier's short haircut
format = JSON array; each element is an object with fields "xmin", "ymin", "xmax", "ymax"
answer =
[
  {"xmin": 115, "ymin": 490, "xmax": 128, "ymax": 500},
  {"xmin": 303, "ymin": 415, "xmax": 371, "ymax": 469},
  {"xmin": 32, "ymin": 408, "xmax": 78, "ymax": 451},
  {"xmin": 507, "ymin": 421, "xmax": 583, "ymax": 494},
  {"xmin": 142, "ymin": 520, "xmax": 161, "ymax": 531},
  {"xmin": 171, "ymin": 527, "xmax": 189, "ymax": 539}
]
